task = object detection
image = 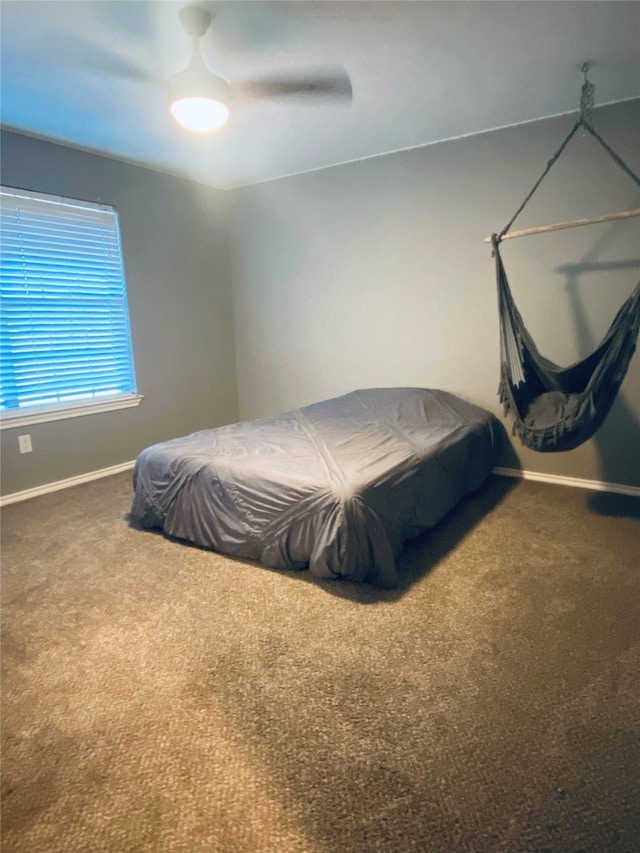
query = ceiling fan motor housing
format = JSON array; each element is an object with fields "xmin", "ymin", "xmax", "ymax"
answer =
[
  {"xmin": 170, "ymin": 5, "xmax": 229, "ymax": 106},
  {"xmin": 179, "ymin": 5, "xmax": 213, "ymax": 40},
  {"xmin": 169, "ymin": 60, "xmax": 231, "ymax": 106},
  {"xmin": 167, "ymin": 5, "xmax": 225, "ymax": 102}
]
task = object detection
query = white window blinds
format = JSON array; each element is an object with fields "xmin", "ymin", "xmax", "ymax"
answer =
[{"xmin": 1, "ymin": 187, "xmax": 139, "ymax": 422}]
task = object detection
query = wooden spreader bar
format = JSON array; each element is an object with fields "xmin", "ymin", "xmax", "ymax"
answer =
[{"xmin": 485, "ymin": 208, "xmax": 640, "ymax": 244}]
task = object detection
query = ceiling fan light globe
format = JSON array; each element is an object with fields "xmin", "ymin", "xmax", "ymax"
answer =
[{"xmin": 170, "ymin": 96, "xmax": 229, "ymax": 132}]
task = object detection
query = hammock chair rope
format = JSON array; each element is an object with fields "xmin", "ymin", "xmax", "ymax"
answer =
[
  {"xmin": 488, "ymin": 66, "xmax": 640, "ymax": 453},
  {"xmin": 494, "ymin": 64, "xmax": 640, "ymax": 245},
  {"xmin": 497, "ymin": 120, "xmax": 583, "ymax": 241}
]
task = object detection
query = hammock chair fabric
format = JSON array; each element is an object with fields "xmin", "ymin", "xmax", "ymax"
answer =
[
  {"xmin": 492, "ymin": 236, "xmax": 640, "ymax": 452},
  {"xmin": 489, "ymin": 79, "xmax": 640, "ymax": 453}
]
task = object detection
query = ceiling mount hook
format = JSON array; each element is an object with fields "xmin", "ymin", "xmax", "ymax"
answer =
[{"xmin": 579, "ymin": 61, "xmax": 595, "ymax": 130}]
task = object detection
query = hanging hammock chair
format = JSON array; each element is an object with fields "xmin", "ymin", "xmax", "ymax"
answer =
[{"xmin": 487, "ymin": 66, "xmax": 640, "ymax": 453}]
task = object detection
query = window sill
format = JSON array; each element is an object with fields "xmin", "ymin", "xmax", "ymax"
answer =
[{"xmin": 0, "ymin": 394, "xmax": 144, "ymax": 430}]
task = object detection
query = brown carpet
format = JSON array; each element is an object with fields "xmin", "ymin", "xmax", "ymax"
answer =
[{"xmin": 1, "ymin": 472, "xmax": 639, "ymax": 853}]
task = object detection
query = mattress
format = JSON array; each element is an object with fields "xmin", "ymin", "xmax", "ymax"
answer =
[{"xmin": 130, "ymin": 388, "xmax": 501, "ymax": 586}]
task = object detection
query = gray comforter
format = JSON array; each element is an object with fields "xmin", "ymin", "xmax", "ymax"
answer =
[{"xmin": 130, "ymin": 388, "xmax": 501, "ymax": 586}]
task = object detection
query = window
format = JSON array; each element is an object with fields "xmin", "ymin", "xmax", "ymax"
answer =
[{"xmin": 0, "ymin": 187, "xmax": 142, "ymax": 428}]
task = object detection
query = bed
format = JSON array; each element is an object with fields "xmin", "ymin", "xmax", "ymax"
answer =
[{"xmin": 130, "ymin": 388, "xmax": 501, "ymax": 586}]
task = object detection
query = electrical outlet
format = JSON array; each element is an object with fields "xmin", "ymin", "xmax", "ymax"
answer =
[{"xmin": 18, "ymin": 434, "xmax": 33, "ymax": 454}]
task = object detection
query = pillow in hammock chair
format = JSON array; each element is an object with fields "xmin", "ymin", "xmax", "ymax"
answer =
[{"xmin": 523, "ymin": 390, "xmax": 581, "ymax": 431}]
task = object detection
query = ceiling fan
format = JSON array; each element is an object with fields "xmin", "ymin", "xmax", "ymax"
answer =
[
  {"xmin": 170, "ymin": 4, "xmax": 353, "ymax": 132},
  {"xmin": 53, "ymin": 4, "xmax": 353, "ymax": 133}
]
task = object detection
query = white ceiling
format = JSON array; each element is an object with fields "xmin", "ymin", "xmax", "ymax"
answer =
[{"xmin": 1, "ymin": 1, "xmax": 639, "ymax": 189}]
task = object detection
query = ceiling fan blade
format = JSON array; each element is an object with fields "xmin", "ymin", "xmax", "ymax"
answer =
[
  {"xmin": 41, "ymin": 34, "xmax": 164, "ymax": 86},
  {"xmin": 231, "ymin": 65, "xmax": 352, "ymax": 102}
]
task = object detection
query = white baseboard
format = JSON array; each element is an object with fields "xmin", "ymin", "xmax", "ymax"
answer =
[
  {"xmin": 0, "ymin": 461, "xmax": 136, "ymax": 507},
  {"xmin": 2, "ymin": 461, "xmax": 638, "ymax": 507},
  {"xmin": 493, "ymin": 467, "xmax": 640, "ymax": 497}
]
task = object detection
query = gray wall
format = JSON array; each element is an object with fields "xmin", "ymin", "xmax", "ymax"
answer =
[
  {"xmin": 229, "ymin": 100, "xmax": 640, "ymax": 489},
  {"xmin": 1, "ymin": 131, "xmax": 239, "ymax": 495},
  {"xmin": 2, "ymin": 101, "xmax": 639, "ymax": 496}
]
